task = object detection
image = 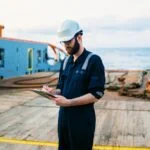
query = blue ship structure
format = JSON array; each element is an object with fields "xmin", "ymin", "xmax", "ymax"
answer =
[{"xmin": 0, "ymin": 25, "xmax": 66, "ymax": 79}]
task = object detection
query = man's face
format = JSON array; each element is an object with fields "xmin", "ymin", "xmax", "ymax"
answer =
[
  {"xmin": 63, "ymin": 38, "xmax": 75, "ymax": 55},
  {"xmin": 62, "ymin": 36, "xmax": 80, "ymax": 55}
]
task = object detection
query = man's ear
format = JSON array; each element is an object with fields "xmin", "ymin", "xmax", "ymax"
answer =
[{"xmin": 77, "ymin": 34, "xmax": 82, "ymax": 42}]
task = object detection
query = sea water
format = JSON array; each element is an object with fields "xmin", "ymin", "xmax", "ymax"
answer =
[{"xmin": 92, "ymin": 48, "xmax": 150, "ymax": 70}]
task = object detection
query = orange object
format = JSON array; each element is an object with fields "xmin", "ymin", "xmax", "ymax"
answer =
[
  {"xmin": 146, "ymin": 81, "xmax": 150, "ymax": 93},
  {"xmin": 0, "ymin": 25, "xmax": 4, "ymax": 37}
]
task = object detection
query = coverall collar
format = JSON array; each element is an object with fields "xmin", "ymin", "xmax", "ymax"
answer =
[{"xmin": 69, "ymin": 48, "xmax": 87, "ymax": 64}]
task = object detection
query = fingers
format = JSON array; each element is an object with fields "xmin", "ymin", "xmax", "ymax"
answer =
[
  {"xmin": 47, "ymin": 88, "xmax": 54, "ymax": 93},
  {"xmin": 43, "ymin": 84, "xmax": 49, "ymax": 90},
  {"xmin": 42, "ymin": 84, "xmax": 54, "ymax": 93},
  {"xmin": 41, "ymin": 87, "xmax": 48, "ymax": 92},
  {"xmin": 54, "ymin": 95, "xmax": 61, "ymax": 98}
]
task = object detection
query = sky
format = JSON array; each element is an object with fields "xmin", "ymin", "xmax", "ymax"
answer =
[{"xmin": 0, "ymin": 0, "xmax": 150, "ymax": 48}]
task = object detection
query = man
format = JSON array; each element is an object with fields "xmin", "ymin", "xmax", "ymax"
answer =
[{"xmin": 43, "ymin": 19, "xmax": 105, "ymax": 150}]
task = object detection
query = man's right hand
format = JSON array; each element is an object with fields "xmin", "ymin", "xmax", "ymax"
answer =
[
  {"xmin": 42, "ymin": 84, "xmax": 55, "ymax": 94},
  {"xmin": 42, "ymin": 85, "xmax": 61, "ymax": 95}
]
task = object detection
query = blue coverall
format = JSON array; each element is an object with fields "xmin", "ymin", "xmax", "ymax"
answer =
[{"xmin": 57, "ymin": 49, "xmax": 105, "ymax": 150}]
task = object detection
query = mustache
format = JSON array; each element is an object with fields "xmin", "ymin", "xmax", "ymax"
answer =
[{"xmin": 66, "ymin": 46, "xmax": 72, "ymax": 49}]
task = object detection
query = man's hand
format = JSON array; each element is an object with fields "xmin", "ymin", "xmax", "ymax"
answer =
[
  {"xmin": 42, "ymin": 84, "xmax": 55, "ymax": 93},
  {"xmin": 42, "ymin": 85, "xmax": 61, "ymax": 95},
  {"xmin": 54, "ymin": 95, "xmax": 71, "ymax": 107}
]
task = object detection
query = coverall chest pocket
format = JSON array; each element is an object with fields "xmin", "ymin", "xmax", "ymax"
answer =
[{"xmin": 72, "ymin": 70, "xmax": 86, "ymax": 83}]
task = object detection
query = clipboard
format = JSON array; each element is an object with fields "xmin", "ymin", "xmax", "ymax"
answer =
[{"xmin": 32, "ymin": 89, "xmax": 56, "ymax": 99}]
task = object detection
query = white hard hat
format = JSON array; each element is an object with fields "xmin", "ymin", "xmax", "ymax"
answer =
[{"xmin": 57, "ymin": 19, "xmax": 82, "ymax": 42}]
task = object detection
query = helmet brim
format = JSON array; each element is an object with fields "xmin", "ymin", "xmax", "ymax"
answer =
[{"xmin": 58, "ymin": 34, "xmax": 74, "ymax": 42}]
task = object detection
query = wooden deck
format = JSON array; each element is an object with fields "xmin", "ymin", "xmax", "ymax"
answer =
[{"xmin": 0, "ymin": 89, "xmax": 150, "ymax": 149}]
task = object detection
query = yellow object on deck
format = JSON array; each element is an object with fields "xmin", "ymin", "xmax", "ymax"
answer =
[{"xmin": 0, "ymin": 137, "xmax": 150, "ymax": 150}]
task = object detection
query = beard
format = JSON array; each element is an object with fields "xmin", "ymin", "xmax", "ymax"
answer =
[{"xmin": 66, "ymin": 38, "xmax": 80, "ymax": 55}]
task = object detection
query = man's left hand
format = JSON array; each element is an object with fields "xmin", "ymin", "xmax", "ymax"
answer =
[{"xmin": 54, "ymin": 95, "xmax": 71, "ymax": 107}]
